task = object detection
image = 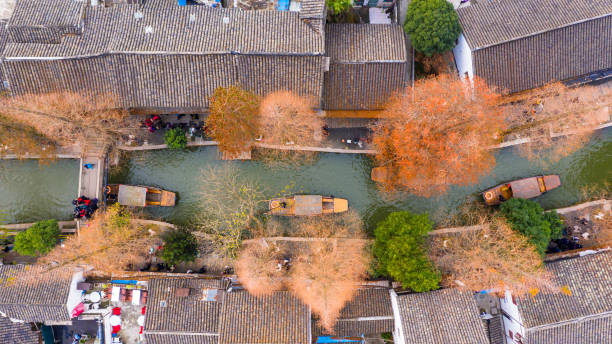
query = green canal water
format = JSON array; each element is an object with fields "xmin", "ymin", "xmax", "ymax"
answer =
[
  {"xmin": 2, "ymin": 128, "xmax": 611, "ymax": 227},
  {"xmin": 0, "ymin": 159, "xmax": 79, "ymax": 223}
]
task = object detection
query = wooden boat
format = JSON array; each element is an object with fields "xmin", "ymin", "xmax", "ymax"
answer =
[
  {"xmin": 482, "ymin": 175, "xmax": 561, "ymax": 206},
  {"xmin": 106, "ymin": 184, "xmax": 176, "ymax": 207},
  {"xmin": 267, "ymin": 195, "xmax": 348, "ymax": 216}
]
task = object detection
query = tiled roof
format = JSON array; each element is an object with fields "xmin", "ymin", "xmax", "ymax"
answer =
[
  {"xmin": 7, "ymin": 0, "xmax": 83, "ymax": 28},
  {"xmin": 325, "ymin": 24, "xmax": 407, "ymax": 62},
  {"xmin": 1, "ymin": 0, "xmax": 326, "ymax": 110},
  {"xmin": 457, "ymin": 0, "xmax": 612, "ymax": 49},
  {"xmin": 145, "ymin": 333, "xmax": 219, "ymax": 344},
  {"xmin": 525, "ymin": 312, "xmax": 612, "ymax": 344},
  {"xmin": 6, "ymin": 0, "xmax": 84, "ymax": 44},
  {"xmin": 300, "ymin": 0, "xmax": 326, "ymax": 19},
  {"xmin": 4, "ymin": 6, "xmax": 119, "ymax": 58},
  {"xmin": 0, "ymin": 265, "xmax": 73, "ymax": 322},
  {"xmin": 4, "ymin": 0, "xmax": 324, "ymax": 58},
  {"xmin": 323, "ymin": 24, "xmax": 408, "ymax": 110},
  {"xmin": 518, "ymin": 251, "xmax": 612, "ymax": 328},
  {"xmin": 324, "ymin": 62, "xmax": 407, "ymax": 110},
  {"xmin": 0, "ymin": 317, "xmax": 39, "ymax": 344},
  {"xmin": 313, "ymin": 288, "xmax": 394, "ymax": 336},
  {"xmin": 218, "ymin": 291, "xmax": 310, "ymax": 344},
  {"xmin": 470, "ymin": 12, "xmax": 612, "ymax": 93},
  {"xmin": 338, "ymin": 288, "xmax": 393, "ymax": 318},
  {"xmin": 484, "ymin": 316, "xmax": 504, "ymax": 344},
  {"xmin": 396, "ymin": 289, "xmax": 489, "ymax": 344},
  {"xmin": 145, "ymin": 278, "xmax": 228, "ymax": 334}
]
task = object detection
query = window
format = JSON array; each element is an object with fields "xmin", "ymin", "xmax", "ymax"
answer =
[{"xmin": 511, "ymin": 294, "xmax": 517, "ymax": 305}]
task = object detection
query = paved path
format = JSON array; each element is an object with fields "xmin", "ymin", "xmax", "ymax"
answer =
[{"xmin": 78, "ymin": 156, "xmax": 104, "ymax": 200}]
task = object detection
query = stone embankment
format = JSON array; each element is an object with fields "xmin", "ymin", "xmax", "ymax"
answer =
[{"xmin": 116, "ymin": 120, "xmax": 612, "ymax": 154}]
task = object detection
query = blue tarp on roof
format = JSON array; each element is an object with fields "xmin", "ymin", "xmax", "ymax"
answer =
[{"xmin": 277, "ymin": 0, "xmax": 290, "ymax": 11}]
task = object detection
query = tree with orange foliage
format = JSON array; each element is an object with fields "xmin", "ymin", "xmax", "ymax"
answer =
[
  {"xmin": 41, "ymin": 204, "xmax": 159, "ymax": 274},
  {"xmin": 256, "ymin": 91, "xmax": 323, "ymax": 164},
  {"xmin": 235, "ymin": 240, "xmax": 287, "ymax": 296},
  {"xmin": 206, "ymin": 86, "xmax": 261, "ymax": 156},
  {"xmin": 236, "ymin": 213, "xmax": 371, "ymax": 332},
  {"xmin": 503, "ymin": 82, "xmax": 611, "ymax": 165},
  {"xmin": 429, "ymin": 217, "xmax": 556, "ymax": 297},
  {"xmin": 0, "ymin": 114, "xmax": 56, "ymax": 159},
  {"xmin": 259, "ymin": 91, "xmax": 322, "ymax": 145},
  {"xmin": 371, "ymin": 74, "xmax": 506, "ymax": 196},
  {"xmin": 0, "ymin": 92, "xmax": 128, "ymax": 153},
  {"xmin": 290, "ymin": 237, "xmax": 369, "ymax": 332}
]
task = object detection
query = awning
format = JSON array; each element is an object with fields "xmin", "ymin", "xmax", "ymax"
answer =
[{"xmin": 117, "ymin": 185, "xmax": 147, "ymax": 207}]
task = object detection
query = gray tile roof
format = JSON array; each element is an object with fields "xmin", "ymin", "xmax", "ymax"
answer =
[
  {"xmin": 324, "ymin": 62, "xmax": 407, "ymax": 110},
  {"xmin": 0, "ymin": 317, "xmax": 39, "ymax": 344},
  {"xmin": 4, "ymin": 0, "xmax": 324, "ymax": 57},
  {"xmin": 484, "ymin": 316, "xmax": 504, "ymax": 344},
  {"xmin": 457, "ymin": 0, "xmax": 612, "ymax": 49},
  {"xmin": 396, "ymin": 289, "xmax": 489, "ymax": 344},
  {"xmin": 145, "ymin": 333, "xmax": 219, "ymax": 344},
  {"xmin": 525, "ymin": 312, "xmax": 612, "ymax": 344},
  {"xmin": 6, "ymin": 0, "xmax": 84, "ymax": 44},
  {"xmin": 0, "ymin": 265, "xmax": 73, "ymax": 322},
  {"xmin": 4, "ymin": 6, "xmax": 119, "ymax": 58},
  {"xmin": 326, "ymin": 24, "xmax": 407, "ymax": 62},
  {"xmin": 518, "ymin": 251, "xmax": 612, "ymax": 328},
  {"xmin": 300, "ymin": 0, "xmax": 326, "ymax": 20},
  {"xmin": 218, "ymin": 290, "xmax": 310, "ymax": 344},
  {"xmin": 471, "ymin": 13, "xmax": 612, "ymax": 94},
  {"xmin": 1, "ymin": 0, "xmax": 327, "ymax": 110},
  {"xmin": 145, "ymin": 278, "xmax": 228, "ymax": 335},
  {"xmin": 323, "ymin": 24, "xmax": 408, "ymax": 111},
  {"xmin": 313, "ymin": 288, "xmax": 394, "ymax": 337}
]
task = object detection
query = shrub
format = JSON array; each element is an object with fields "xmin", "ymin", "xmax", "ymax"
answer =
[
  {"xmin": 160, "ymin": 229, "xmax": 198, "ymax": 266},
  {"xmin": 373, "ymin": 211, "xmax": 440, "ymax": 292},
  {"xmin": 404, "ymin": 0, "xmax": 461, "ymax": 56},
  {"xmin": 14, "ymin": 219, "xmax": 60, "ymax": 256},
  {"xmin": 164, "ymin": 128, "xmax": 187, "ymax": 149},
  {"xmin": 326, "ymin": 0, "xmax": 352, "ymax": 15},
  {"xmin": 500, "ymin": 198, "xmax": 560, "ymax": 255},
  {"xmin": 544, "ymin": 210, "xmax": 564, "ymax": 240}
]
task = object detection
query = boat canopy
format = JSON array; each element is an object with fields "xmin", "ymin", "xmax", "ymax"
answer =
[
  {"xmin": 509, "ymin": 178, "xmax": 542, "ymax": 199},
  {"xmin": 294, "ymin": 195, "xmax": 323, "ymax": 216},
  {"xmin": 117, "ymin": 185, "xmax": 147, "ymax": 207}
]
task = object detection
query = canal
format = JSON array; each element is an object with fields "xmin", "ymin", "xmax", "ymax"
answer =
[{"xmin": 1, "ymin": 128, "xmax": 610, "ymax": 227}]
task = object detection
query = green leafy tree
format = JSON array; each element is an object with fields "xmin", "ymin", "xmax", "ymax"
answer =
[
  {"xmin": 544, "ymin": 211, "xmax": 564, "ymax": 240},
  {"xmin": 404, "ymin": 0, "xmax": 461, "ymax": 56},
  {"xmin": 500, "ymin": 199, "xmax": 563, "ymax": 256},
  {"xmin": 326, "ymin": 0, "xmax": 352, "ymax": 15},
  {"xmin": 14, "ymin": 219, "xmax": 60, "ymax": 256},
  {"xmin": 160, "ymin": 229, "xmax": 198, "ymax": 266},
  {"xmin": 373, "ymin": 211, "xmax": 440, "ymax": 292},
  {"xmin": 164, "ymin": 128, "xmax": 188, "ymax": 149}
]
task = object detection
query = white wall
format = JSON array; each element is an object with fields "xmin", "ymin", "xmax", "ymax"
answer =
[
  {"xmin": 453, "ymin": 34, "xmax": 474, "ymax": 82},
  {"xmin": 500, "ymin": 291, "xmax": 526, "ymax": 344},
  {"xmin": 66, "ymin": 271, "xmax": 85, "ymax": 317},
  {"xmin": 389, "ymin": 290, "xmax": 406, "ymax": 344}
]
